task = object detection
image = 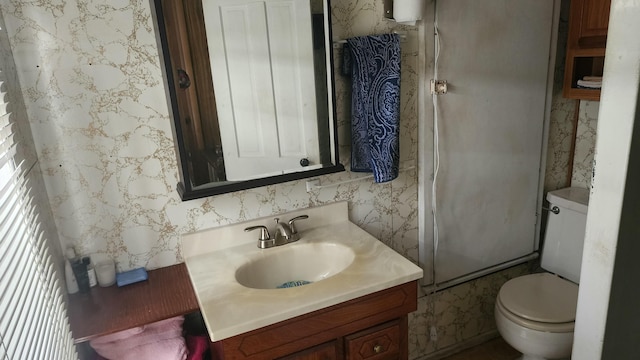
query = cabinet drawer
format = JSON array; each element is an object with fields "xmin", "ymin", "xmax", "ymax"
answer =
[
  {"xmin": 345, "ymin": 321, "xmax": 400, "ymax": 360},
  {"xmin": 278, "ymin": 341, "xmax": 339, "ymax": 360}
]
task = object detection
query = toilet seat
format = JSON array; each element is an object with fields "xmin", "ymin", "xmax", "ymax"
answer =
[{"xmin": 497, "ymin": 273, "xmax": 578, "ymax": 333}]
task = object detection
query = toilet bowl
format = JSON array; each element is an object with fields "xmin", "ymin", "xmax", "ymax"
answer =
[
  {"xmin": 495, "ymin": 273, "xmax": 577, "ymax": 360},
  {"xmin": 495, "ymin": 187, "xmax": 588, "ymax": 360}
]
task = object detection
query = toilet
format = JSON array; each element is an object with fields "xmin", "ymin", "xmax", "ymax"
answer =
[{"xmin": 495, "ymin": 187, "xmax": 589, "ymax": 360}]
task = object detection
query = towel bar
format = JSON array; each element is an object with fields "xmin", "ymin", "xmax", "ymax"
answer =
[{"xmin": 332, "ymin": 31, "xmax": 407, "ymax": 48}]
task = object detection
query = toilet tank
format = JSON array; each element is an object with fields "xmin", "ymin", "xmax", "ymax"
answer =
[{"xmin": 540, "ymin": 187, "xmax": 589, "ymax": 284}]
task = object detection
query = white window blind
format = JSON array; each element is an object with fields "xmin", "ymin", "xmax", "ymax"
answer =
[{"xmin": 0, "ymin": 62, "xmax": 77, "ymax": 358}]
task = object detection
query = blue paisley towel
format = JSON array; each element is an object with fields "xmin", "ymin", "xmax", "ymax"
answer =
[{"xmin": 345, "ymin": 34, "xmax": 400, "ymax": 183}]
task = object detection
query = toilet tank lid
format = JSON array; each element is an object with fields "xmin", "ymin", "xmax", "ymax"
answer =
[
  {"xmin": 499, "ymin": 273, "xmax": 579, "ymax": 323},
  {"xmin": 546, "ymin": 187, "xmax": 589, "ymax": 214}
]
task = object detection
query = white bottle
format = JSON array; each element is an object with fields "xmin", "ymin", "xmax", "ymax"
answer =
[{"xmin": 65, "ymin": 248, "xmax": 79, "ymax": 294}]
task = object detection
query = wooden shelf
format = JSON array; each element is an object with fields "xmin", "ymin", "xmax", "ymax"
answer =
[
  {"xmin": 67, "ymin": 263, "xmax": 200, "ymax": 343},
  {"xmin": 562, "ymin": 0, "xmax": 611, "ymax": 101},
  {"xmin": 563, "ymin": 48, "xmax": 605, "ymax": 101}
]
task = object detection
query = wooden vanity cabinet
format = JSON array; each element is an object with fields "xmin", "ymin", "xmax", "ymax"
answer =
[
  {"xmin": 210, "ymin": 281, "xmax": 417, "ymax": 360},
  {"xmin": 563, "ymin": 0, "xmax": 611, "ymax": 100}
]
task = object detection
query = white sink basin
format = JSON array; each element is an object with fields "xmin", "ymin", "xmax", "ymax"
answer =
[
  {"xmin": 235, "ymin": 243, "xmax": 355, "ymax": 289},
  {"xmin": 182, "ymin": 201, "xmax": 423, "ymax": 341}
]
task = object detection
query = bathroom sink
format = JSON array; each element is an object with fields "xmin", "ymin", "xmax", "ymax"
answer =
[
  {"xmin": 181, "ymin": 201, "xmax": 423, "ymax": 341},
  {"xmin": 235, "ymin": 242, "xmax": 355, "ymax": 289}
]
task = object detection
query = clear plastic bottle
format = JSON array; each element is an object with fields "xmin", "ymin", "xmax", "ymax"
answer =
[
  {"xmin": 65, "ymin": 248, "xmax": 79, "ymax": 294},
  {"xmin": 84, "ymin": 257, "xmax": 97, "ymax": 287}
]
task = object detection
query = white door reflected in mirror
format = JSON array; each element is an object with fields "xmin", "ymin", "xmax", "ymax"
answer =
[{"xmin": 204, "ymin": 0, "xmax": 322, "ymax": 180}]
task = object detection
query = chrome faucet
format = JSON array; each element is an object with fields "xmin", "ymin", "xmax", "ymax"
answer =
[
  {"xmin": 273, "ymin": 218, "xmax": 293, "ymax": 244},
  {"xmin": 245, "ymin": 215, "xmax": 308, "ymax": 248}
]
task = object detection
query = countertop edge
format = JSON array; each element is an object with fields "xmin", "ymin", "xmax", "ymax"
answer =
[{"xmin": 206, "ymin": 274, "xmax": 422, "ymax": 341}]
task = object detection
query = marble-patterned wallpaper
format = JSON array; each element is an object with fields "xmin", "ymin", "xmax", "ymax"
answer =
[
  {"xmin": 545, "ymin": 0, "xmax": 599, "ymax": 193},
  {"xmin": 0, "ymin": 0, "xmax": 417, "ymax": 271},
  {"xmin": 572, "ymin": 101, "xmax": 599, "ymax": 189},
  {"xmin": 544, "ymin": 0, "xmax": 577, "ymax": 192},
  {"xmin": 409, "ymin": 263, "xmax": 533, "ymax": 358},
  {"xmin": 0, "ymin": 0, "xmax": 590, "ymax": 358}
]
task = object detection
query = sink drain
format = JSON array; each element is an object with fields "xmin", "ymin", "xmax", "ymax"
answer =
[{"xmin": 277, "ymin": 280, "xmax": 312, "ymax": 288}]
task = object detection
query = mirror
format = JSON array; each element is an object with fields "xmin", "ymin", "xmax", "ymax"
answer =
[{"xmin": 154, "ymin": 0, "xmax": 344, "ymax": 200}]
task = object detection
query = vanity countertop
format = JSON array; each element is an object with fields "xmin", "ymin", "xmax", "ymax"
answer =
[
  {"xmin": 182, "ymin": 202, "xmax": 423, "ymax": 341},
  {"xmin": 67, "ymin": 263, "xmax": 199, "ymax": 343}
]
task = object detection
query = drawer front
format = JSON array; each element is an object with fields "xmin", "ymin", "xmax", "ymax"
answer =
[
  {"xmin": 345, "ymin": 321, "xmax": 400, "ymax": 360},
  {"xmin": 278, "ymin": 341, "xmax": 339, "ymax": 360}
]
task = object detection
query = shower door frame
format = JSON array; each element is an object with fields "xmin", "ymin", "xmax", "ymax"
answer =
[{"xmin": 417, "ymin": 0, "xmax": 561, "ymax": 289}]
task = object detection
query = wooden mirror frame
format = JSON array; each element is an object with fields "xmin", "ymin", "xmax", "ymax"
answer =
[{"xmin": 152, "ymin": 0, "xmax": 345, "ymax": 201}]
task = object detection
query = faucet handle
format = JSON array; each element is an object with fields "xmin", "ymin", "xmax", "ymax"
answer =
[
  {"xmin": 245, "ymin": 225, "xmax": 275, "ymax": 249},
  {"xmin": 288, "ymin": 215, "xmax": 309, "ymax": 234},
  {"xmin": 244, "ymin": 225, "xmax": 270, "ymax": 241}
]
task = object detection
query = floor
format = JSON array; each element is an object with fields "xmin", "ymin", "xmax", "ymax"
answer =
[{"xmin": 440, "ymin": 337, "xmax": 521, "ymax": 360}]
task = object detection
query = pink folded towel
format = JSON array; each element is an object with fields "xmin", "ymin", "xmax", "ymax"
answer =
[
  {"xmin": 185, "ymin": 335, "xmax": 208, "ymax": 360},
  {"xmin": 90, "ymin": 316, "xmax": 187, "ymax": 360}
]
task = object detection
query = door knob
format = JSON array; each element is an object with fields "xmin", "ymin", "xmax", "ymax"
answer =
[{"xmin": 177, "ymin": 69, "xmax": 191, "ymax": 89}]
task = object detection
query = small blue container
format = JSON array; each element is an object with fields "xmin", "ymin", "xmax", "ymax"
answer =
[{"xmin": 116, "ymin": 267, "xmax": 148, "ymax": 287}]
